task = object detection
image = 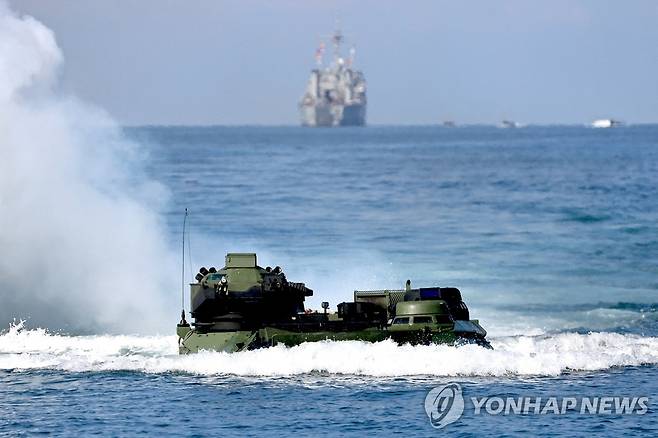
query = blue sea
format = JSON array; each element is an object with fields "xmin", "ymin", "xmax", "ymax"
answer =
[{"xmin": 2, "ymin": 125, "xmax": 657, "ymax": 436}]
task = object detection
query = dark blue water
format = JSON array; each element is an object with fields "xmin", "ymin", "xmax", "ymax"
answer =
[
  {"xmin": 139, "ymin": 125, "xmax": 658, "ymax": 331},
  {"xmin": 2, "ymin": 126, "xmax": 657, "ymax": 436},
  {"xmin": 1, "ymin": 368, "xmax": 656, "ymax": 436}
]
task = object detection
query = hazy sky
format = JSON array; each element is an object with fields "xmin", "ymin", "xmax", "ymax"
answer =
[{"xmin": 10, "ymin": 0, "xmax": 658, "ymax": 125}]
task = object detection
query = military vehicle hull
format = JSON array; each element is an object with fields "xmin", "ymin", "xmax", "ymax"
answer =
[
  {"xmin": 177, "ymin": 320, "xmax": 489, "ymax": 354},
  {"xmin": 177, "ymin": 253, "xmax": 490, "ymax": 354}
]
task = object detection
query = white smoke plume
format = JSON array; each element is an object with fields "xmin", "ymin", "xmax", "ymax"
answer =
[{"xmin": 0, "ymin": 2, "xmax": 177, "ymax": 333}]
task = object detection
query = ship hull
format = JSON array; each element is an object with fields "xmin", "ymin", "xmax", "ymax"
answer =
[
  {"xmin": 340, "ymin": 103, "xmax": 366, "ymax": 126},
  {"xmin": 300, "ymin": 103, "xmax": 366, "ymax": 127}
]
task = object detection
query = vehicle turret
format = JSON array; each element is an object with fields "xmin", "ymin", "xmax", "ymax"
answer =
[{"xmin": 190, "ymin": 253, "xmax": 312, "ymax": 331}]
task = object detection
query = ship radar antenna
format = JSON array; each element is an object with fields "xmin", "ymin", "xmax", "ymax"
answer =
[
  {"xmin": 315, "ymin": 41, "xmax": 325, "ymax": 67},
  {"xmin": 332, "ymin": 23, "xmax": 344, "ymax": 64}
]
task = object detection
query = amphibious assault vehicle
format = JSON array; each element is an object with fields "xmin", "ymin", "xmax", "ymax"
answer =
[{"xmin": 176, "ymin": 253, "xmax": 489, "ymax": 353}]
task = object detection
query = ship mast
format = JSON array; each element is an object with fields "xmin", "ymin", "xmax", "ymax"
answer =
[{"xmin": 332, "ymin": 28, "xmax": 344, "ymax": 65}]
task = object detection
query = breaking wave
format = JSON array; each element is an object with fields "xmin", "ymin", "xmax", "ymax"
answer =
[{"xmin": 1, "ymin": 322, "xmax": 657, "ymax": 377}]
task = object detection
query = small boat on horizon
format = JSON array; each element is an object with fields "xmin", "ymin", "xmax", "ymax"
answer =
[
  {"xmin": 500, "ymin": 120, "xmax": 521, "ymax": 128},
  {"xmin": 591, "ymin": 119, "xmax": 623, "ymax": 128}
]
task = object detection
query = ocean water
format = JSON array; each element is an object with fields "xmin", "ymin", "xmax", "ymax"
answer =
[{"xmin": 2, "ymin": 125, "xmax": 658, "ymax": 436}]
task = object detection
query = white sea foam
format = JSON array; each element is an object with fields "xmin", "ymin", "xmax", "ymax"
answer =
[{"xmin": 1, "ymin": 322, "xmax": 656, "ymax": 377}]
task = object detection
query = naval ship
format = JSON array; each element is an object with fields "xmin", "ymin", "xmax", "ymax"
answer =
[{"xmin": 299, "ymin": 29, "xmax": 367, "ymax": 127}]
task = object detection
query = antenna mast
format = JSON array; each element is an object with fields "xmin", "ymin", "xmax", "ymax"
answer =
[
  {"xmin": 332, "ymin": 28, "xmax": 343, "ymax": 63},
  {"xmin": 179, "ymin": 209, "xmax": 189, "ymax": 325}
]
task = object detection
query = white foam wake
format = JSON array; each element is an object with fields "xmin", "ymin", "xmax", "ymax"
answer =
[{"xmin": 1, "ymin": 323, "xmax": 657, "ymax": 377}]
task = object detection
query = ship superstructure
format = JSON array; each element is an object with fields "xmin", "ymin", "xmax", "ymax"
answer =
[{"xmin": 299, "ymin": 29, "xmax": 366, "ymax": 127}]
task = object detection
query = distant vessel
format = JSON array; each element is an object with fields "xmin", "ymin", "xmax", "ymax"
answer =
[
  {"xmin": 591, "ymin": 119, "xmax": 623, "ymax": 128},
  {"xmin": 299, "ymin": 29, "xmax": 366, "ymax": 127},
  {"xmin": 500, "ymin": 120, "xmax": 521, "ymax": 128}
]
